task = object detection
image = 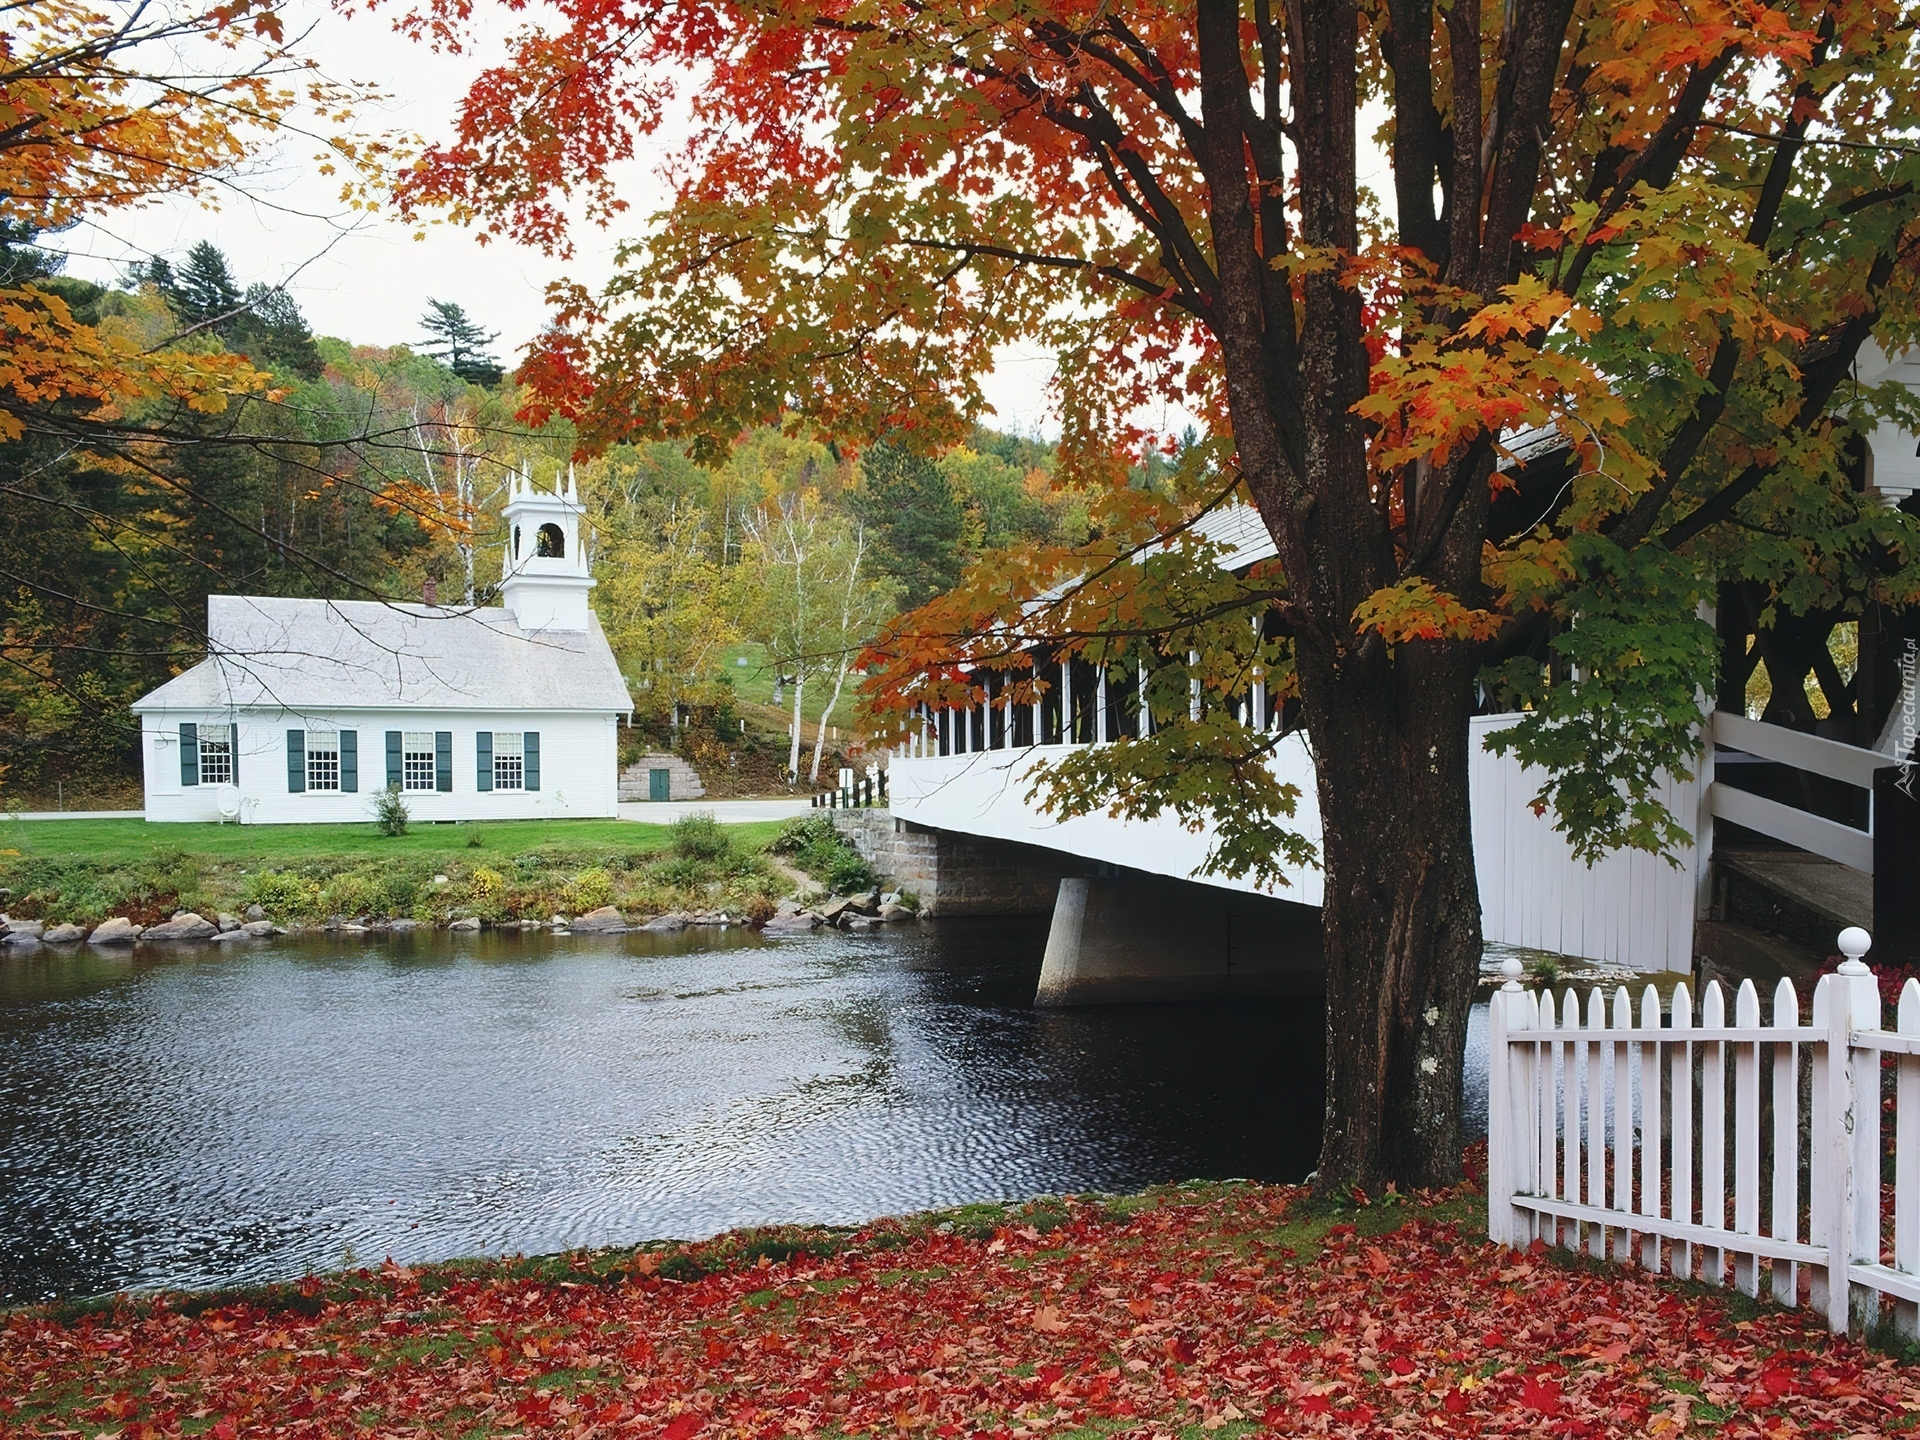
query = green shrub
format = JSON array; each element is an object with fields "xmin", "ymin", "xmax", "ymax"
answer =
[
  {"xmin": 323, "ymin": 871, "xmax": 380, "ymax": 919},
  {"xmin": 770, "ymin": 814, "xmax": 839, "ymax": 856},
  {"xmin": 672, "ymin": 812, "xmax": 731, "ymax": 862},
  {"xmin": 565, "ymin": 866, "xmax": 614, "ymax": 913},
  {"xmin": 825, "ymin": 848, "xmax": 875, "ymax": 893},
  {"xmin": 654, "ymin": 855, "xmax": 710, "ymax": 889},
  {"xmin": 379, "ymin": 871, "xmax": 421, "ymax": 916},
  {"xmin": 372, "ymin": 784, "xmax": 409, "ymax": 837},
  {"xmin": 770, "ymin": 814, "xmax": 874, "ymax": 893},
  {"xmin": 248, "ymin": 870, "xmax": 323, "ymax": 917}
]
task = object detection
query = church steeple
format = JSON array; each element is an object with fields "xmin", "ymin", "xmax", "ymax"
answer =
[{"xmin": 499, "ymin": 464, "xmax": 595, "ymax": 631}]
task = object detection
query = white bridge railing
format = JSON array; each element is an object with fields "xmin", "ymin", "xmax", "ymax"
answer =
[{"xmin": 1487, "ymin": 928, "xmax": 1920, "ymax": 1337}]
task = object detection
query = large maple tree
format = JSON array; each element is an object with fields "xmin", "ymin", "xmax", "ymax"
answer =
[{"xmin": 400, "ymin": 0, "xmax": 1920, "ymax": 1188}]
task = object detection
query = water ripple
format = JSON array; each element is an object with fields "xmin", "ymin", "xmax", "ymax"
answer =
[{"xmin": 0, "ymin": 918, "xmax": 1478, "ymax": 1301}]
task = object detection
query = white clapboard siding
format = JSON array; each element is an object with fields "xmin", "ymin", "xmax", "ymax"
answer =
[
  {"xmin": 1469, "ymin": 714, "xmax": 1703, "ymax": 971},
  {"xmin": 1488, "ymin": 929, "xmax": 1920, "ymax": 1337}
]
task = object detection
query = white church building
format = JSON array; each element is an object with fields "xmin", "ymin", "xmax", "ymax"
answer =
[{"xmin": 133, "ymin": 470, "xmax": 633, "ymax": 823}]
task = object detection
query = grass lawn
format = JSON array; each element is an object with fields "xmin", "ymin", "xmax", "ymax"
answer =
[
  {"xmin": 720, "ymin": 640, "xmax": 862, "ymax": 730},
  {"xmin": 5, "ymin": 1167, "xmax": 1913, "ymax": 1438},
  {"xmin": 0, "ymin": 816, "xmax": 788, "ymax": 867}
]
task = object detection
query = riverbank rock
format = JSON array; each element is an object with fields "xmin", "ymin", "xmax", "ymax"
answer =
[
  {"xmin": 43, "ymin": 922, "xmax": 86, "ymax": 943},
  {"xmin": 878, "ymin": 902, "xmax": 916, "ymax": 923},
  {"xmin": 5, "ymin": 919, "xmax": 44, "ymax": 939},
  {"xmin": 387, "ymin": 918, "xmax": 420, "ymax": 933},
  {"xmin": 573, "ymin": 906, "xmax": 628, "ymax": 933},
  {"xmin": 2, "ymin": 930, "xmax": 41, "ymax": 949},
  {"xmin": 88, "ymin": 917, "xmax": 141, "ymax": 945},
  {"xmin": 142, "ymin": 912, "xmax": 217, "ymax": 941},
  {"xmin": 242, "ymin": 919, "xmax": 278, "ymax": 937},
  {"xmin": 245, "ymin": 903, "xmax": 267, "ymax": 921},
  {"xmin": 216, "ymin": 913, "xmax": 241, "ymax": 932},
  {"xmin": 641, "ymin": 912, "xmax": 688, "ymax": 931},
  {"xmin": 761, "ymin": 912, "xmax": 819, "ymax": 935},
  {"xmin": 448, "ymin": 916, "xmax": 482, "ymax": 931},
  {"xmin": 211, "ymin": 927, "xmax": 253, "ymax": 941},
  {"xmin": 816, "ymin": 897, "xmax": 853, "ymax": 925},
  {"xmin": 846, "ymin": 892, "xmax": 882, "ymax": 917}
]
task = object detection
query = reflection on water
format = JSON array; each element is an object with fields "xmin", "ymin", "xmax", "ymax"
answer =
[{"xmin": 0, "ymin": 919, "xmax": 1481, "ymax": 1302}]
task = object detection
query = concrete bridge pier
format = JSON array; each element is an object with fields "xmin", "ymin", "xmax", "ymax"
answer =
[{"xmin": 1035, "ymin": 875, "xmax": 1324, "ymax": 1006}]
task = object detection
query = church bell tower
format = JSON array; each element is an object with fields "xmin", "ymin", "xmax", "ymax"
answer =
[{"xmin": 499, "ymin": 465, "xmax": 595, "ymax": 632}]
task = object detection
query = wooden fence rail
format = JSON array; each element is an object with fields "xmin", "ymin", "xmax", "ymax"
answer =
[{"xmin": 1487, "ymin": 927, "xmax": 1920, "ymax": 1337}]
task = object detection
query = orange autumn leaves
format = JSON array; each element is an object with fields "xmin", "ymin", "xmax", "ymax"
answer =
[
  {"xmin": 6, "ymin": 1180, "xmax": 1920, "ymax": 1438},
  {"xmin": 1, "ymin": 0, "xmax": 394, "ymax": 447}
]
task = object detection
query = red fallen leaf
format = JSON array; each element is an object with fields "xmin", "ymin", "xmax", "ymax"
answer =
[
  {"xmin": 1166, "ymin": 1337, "xmax": 1197, "ymax": 1364},
  {"xmin": 1345, "ymin": 1402, "xmax": 1377, "ymax": 1424},
  {"xmin": 1480, "ymin": 1331, "xmax": 1506, "ymax": 1348},
  {"xmin": 1520, "ymin": 1374, "xmax": 1562, "ymax": 1415},
  {"xmin": 1759, "ymin": 1366, "xmax": 1795, "ymax": 1398},
  {"xmin": 212, "ymin": 1419, "xmax": 237, "ymax": 1440},
  {"xmin": 703, "ymin": 1336, "xmax": 733, "ymax": 1363},
  {"xmin": 1443, "ymin": 1389, "xmax": 1468, "ymax": 1415},
  {"xmin": 660, "ymin": 1414, "xmax": 702, "ymax": 1440},
  {"xmin": 1388, "ymin": 1356, "xmax": 1415, "ymax": 1375},
  {"xmin": 1364, "ymin": 1246, "xmax": 1391, "ymax": 1276},
  {"xmin": 1296, "ymin": 1395, "xmax": 1332, "ymax": 1416}
]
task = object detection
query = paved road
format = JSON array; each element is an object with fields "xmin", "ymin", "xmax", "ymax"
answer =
[{"xmin": 617, "ymin": 799, "xmax": 814, "ymax": 824}]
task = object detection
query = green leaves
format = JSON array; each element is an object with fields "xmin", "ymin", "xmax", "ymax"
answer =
[{"xmin": 1481, "ymin": 536, "xmax": 1718, "ymax": 864}]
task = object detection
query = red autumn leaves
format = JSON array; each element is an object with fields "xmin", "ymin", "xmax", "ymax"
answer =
[{"xmin": 3, "ymin": 1182, "xmax": 1917, "ymax": 1439}]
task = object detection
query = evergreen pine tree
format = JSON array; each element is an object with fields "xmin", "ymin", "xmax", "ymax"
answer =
[
  {"xmin": 851, "ymin": 440, "xmax": 965, "ymax": 608},
  {"xmin": 172, "ymin": 241, "xmax": 243, "ymax": 328},
  {"xmin": 419, "ymin": 299, "xmax": 506, "ymax": 385},
  {"xmin": 232, "ymin": 284, "xmax": 324, "ymax": 380}
]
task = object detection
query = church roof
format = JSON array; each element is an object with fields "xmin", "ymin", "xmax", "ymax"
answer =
[{"xmin": 132, "ymin": 596, "xmax": 633, "ymax": 714}]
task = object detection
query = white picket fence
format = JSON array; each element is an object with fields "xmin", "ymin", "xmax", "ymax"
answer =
[{"xmin": 1487, "ymin": 928, "xmax": 1920, "ymax": 1337}]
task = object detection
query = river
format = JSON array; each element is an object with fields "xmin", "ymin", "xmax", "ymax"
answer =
[{"xmin": 0, "ymin": 920, "xmax": 1488, "ymax": 1302}]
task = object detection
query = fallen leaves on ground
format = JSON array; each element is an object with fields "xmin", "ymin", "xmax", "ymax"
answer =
[{"xmin": 3, "ymin": 1177, "xmax": 1916, "ymax": 1439}]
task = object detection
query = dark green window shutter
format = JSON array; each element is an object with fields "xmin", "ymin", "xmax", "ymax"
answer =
[
  {"xmin": 475, "ymin": 731, "xmax": 493, "ymax": 792},
  {"xmin": 286, "ymin": 730, "xmax": 305, "ymax": 792},
  {"xmin": 229, "ymin": 723, "xmax": 240, "ymax": 784},
  {"xmin": 340, "ymin": 730, "xmax": 358, "ymax": 792},
  {"xmin": 179, "ymin": 723, "xmax": 199, "ymax": 786},
  {"xmin": 386, "ymin": 730, "xmax": 403, "ymax": 787},
  {"xmin": 524, "ymin": 732, "xmax": 540, "ymax": 791},
  {"xmin": 435, "ymin": 731, "xmax": 452, "ymax": 792}
]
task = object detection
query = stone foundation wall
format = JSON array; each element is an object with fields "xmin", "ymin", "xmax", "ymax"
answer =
[
  {"xmin": 830, "ymin": 809, "xmax": 1082, "ymax": 917},
  {"xmin": 619, "ymin": 754, "xmax": 705, "ymax": 802}
]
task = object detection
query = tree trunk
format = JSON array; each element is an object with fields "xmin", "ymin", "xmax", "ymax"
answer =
[
  {"xmin": 1301, "ymin": 640, "xmax": 1485, "ymax": 1192},
  {"xmin": 810, "ymin": 655, "xmax": 850, "ymax": 783},
  {"xmin": 788, "ymin": 678, "xmax": 805, "ymax": 779}
]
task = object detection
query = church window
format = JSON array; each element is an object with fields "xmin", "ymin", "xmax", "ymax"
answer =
[
  {"xmin": 199, "ymin": 731, "xmax": 232, "ymax": 785},
  {"xmin": 536, "ymin": 523, "xmax": 565, "ymax": 558},
  {"xmin": 493, "ymin": 731, "xmax": 524, "ymax": 791},
  {"xmin": 307, "ymin": 732, "xmax": 341, "ymax": 792},
  {"xmin": 403, "ymin": 732, "xmax": 436, "ymax": 791}
]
